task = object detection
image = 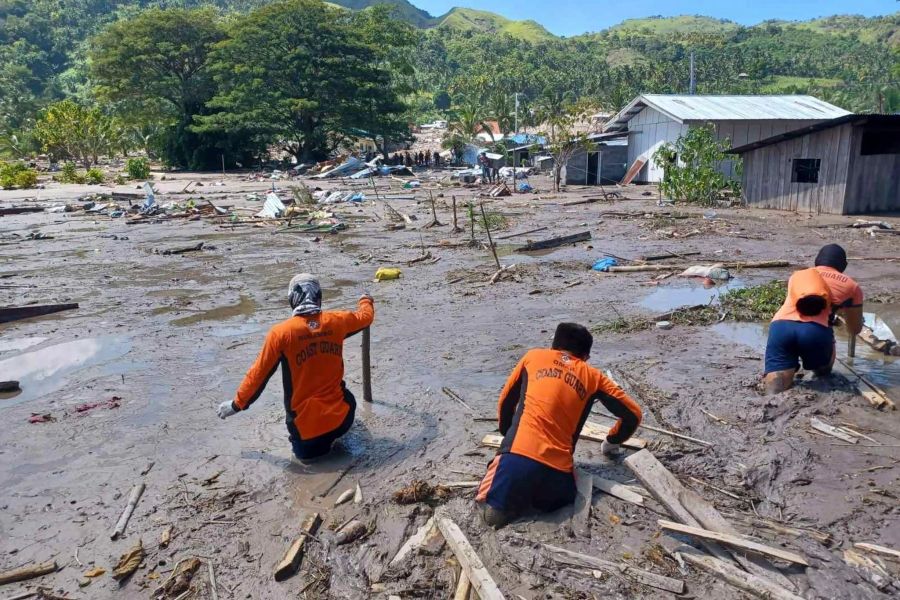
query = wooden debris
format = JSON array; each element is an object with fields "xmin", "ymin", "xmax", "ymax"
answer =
[
  {"xmin": 659, "ymin": 519, "xmax": 808, "ymax": 566},
  {"xmin": 435, "ymin": 514, "xmax": 505, "ymax": 600},
  {"xmin": 336, "ymin": 520, "xmax": 367, "ymax": 545},
  {"xmin": 836, "ymin": 358, "xmax": 896, "ymax": 410},
  {"xmin": 0, "ymin": 304, "xmax": 79, "ymax": 324},
  {"xmin": 452, "ymin": 571, "xmax": 472, "ymax": 600},
  {"xmin": 593, "ymin": 477, "xmax": 645, "ymax": 506},
  {"xmin": 641, "ymin": 251, "xmax": 702, "ymax": 261},
  {"xmin": 573, "ymin": 468, "xmax": 593, "ymax": 537},
  {"xmin": 389, "ymin": 517, "xmax": 436, "ymax": 566},
  {"xmin": 83, "ymin": 567, "xmax": 105, "ymax": 578},
  {"xmin": 0, "ymin": 381, "xmax": 20, "ymax": 393},
  {"xmin": 334, "ymin": 488, "xmax": 354, "ymax": 507},
  {"xmin": 543, "ymin": 543, "xmax": 684, "ymax": 594},
  {"xmin": 496, "ymin": 226, "xmax": 548, "ymax": 240},
  {"xmin": 853, "ymin": 542, "xmax": 900, "ymax": 560},
  {"xmin": 159, "ymin": 526, "xmax": 172, "ymax": 548},
  {"xmin": 0, "ymin": 206, "xmax": 44, "ymax": 216},
  {"xmin": 0, "ymin": 561, "xmax": 58, "ymax": 585},
  {"xmin": 515, "ymin": 231, "xmax": 591, "ymax": 252},
  {"xmin": 393, "ymin": 480, "xmax": 452, "ymax": 505},
  {"xmin": 160, "ymin": 242, "xmax": 204, "ymax": 256},
  {"xmin": 112, "ymin": 539, "xmax": 144, "ymax": 581},
  {"xmin": 688, "ymin": 476, "xmax": 741, "ymax": 500},
  {"xmin": 274, "ymin": 512, "xmax": 321, "ymax": 582},
  {"xmin": 843, "ymin": 548, "xmax": 893, "ymax": 590},
  {"xmin": 481, "ymin": 423, "xmax": 646, "ymax": 452},
  {"xmin": 607, "ymin": 260, "xmax": 789, "ymax": 273},
  {"xmin": 726, "ymin": 514, "xmax": 832, "ymax": 545},
  {"xmin": 3, "ymin": 591, "xmax": 37, "ymax": 600},
  {"xmin": 111, "ymin": 483, "xmax": 145, "ymax": 540},
  {"xmin": 442, "ymin": 387, "xmax": 474, "ymax": 413},
  {"xmin": 677, "ymin": 547, "xmax": 803, "ymax": 600},
  {"xmin": 625, "ymin": 450, "xmax": 795, "ymax": 590},
  {"xmin": 140, "ymin": 461, "xmax": 155, "ymax": 476},
  {"xmin": 208, "ymin": 561, "xmax": 219, "ymax": 600},
  {"xmin": 620, "ymin": 158, "xmax": 647, "ymax": 186},
  {"xmin": 809, "ymin": 417, "xmax": 857, "ymax": 444},
  {"xmin": 441, "ymin": 481, "xmax": 480, "ymax": 489},
  {"xmin": 158, "ymin": 557, "xmax": 201, "ymax": 596}
]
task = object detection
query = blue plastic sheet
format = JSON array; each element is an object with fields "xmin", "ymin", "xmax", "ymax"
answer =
[{"xmin": 591, "ymin": 257, "xmax": 619, "ymax": 272}]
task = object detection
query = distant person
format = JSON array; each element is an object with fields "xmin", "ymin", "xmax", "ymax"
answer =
[
  {"xmin": 763, "ymin": 244, "xmax": 864, "ymax": 394},
  {"xmin": 478, "ymin": 151, "xmax": 491, "ymax": 183},
  {"xmin": 404, "ymin": 152, "xmax": 412, "ymax": 167},
  {"xmin": 475, "ymin": 323, "xmax": 642, "ymax": 528},
  {"xmin": 424, "ymin": 149, "xmax": 432, "ymax": 167},
  {"xmin": 218, "ymin": 274, "xmax": 375, "ymax": 461},
  {"xmin": 433, "ymin": 152, "xmax": 441, "ymax": 168}
]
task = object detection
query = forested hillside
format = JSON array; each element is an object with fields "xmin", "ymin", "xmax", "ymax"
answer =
[{"xmin": 1, "ymin": 0, "xmax": 897, "ymax": 169}]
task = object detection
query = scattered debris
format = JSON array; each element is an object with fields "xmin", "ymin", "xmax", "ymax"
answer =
[
  {"xmin": 658, "ymin": 519, "xmax": 809, "ymax": 566},
  {"xmin": 28, "ymin": 413, "xmax": 55, "ymax": 424},
  {"xmin": 374, "ymin": 267, "xmax": 401, "ymax": 282},
  {"xmin": 676, "ymin": 546, "xmax": 803, "ymax": 600},
  {"xmin": 335, "ymin": 520, "xmax": 368, "ymax": 545},
  {"xmin": 516, "ymin": 231, "xmax": 591, "ymax": 252},
  {"xmin": 159, "ymin": 526, "xmax": 172, "ymax": 549},
  {"xmin": 275, "ymin": 512, "xmax": 321, "ymax": 581},
  {"xmin": 0, "ymin": 303, "xmax": 79, "ymax": 324},
  {"xmin": 390, "ymin": 517, "xmax": 436, "ymax": 566},
  {"xmin": 334, "ymin": 488, "xmax": 354, "ymax": 507},
  {"xmin": 111, "ymin": 483, "xmax": 145, "ymax": 540},
  {"xmin": 83, "ymin": 567, "xmax": 106, "ymax": 578},
  {"xmin": 353, "ymin": 483, "xmax": 363, "ymax": 504},
  {"xmin": 0, "ymin": 561, "xmax": 58, "ymax": 585},
  {"xmin": 74, "ymin": 397, "xmax": 121, "ymax": 413},
  {"xmin": 393, "ymin": 480, "xmax": 452, "ymax": 505},
  {"xmin": 435, "ymin": 514, "xmax": 505, "ymax": 600},
  {"xmin": 543, "ymin": 543, "xmax": 685, "ymax": 594},
  {"xmin": 160, "ymin": 242, "xmax": 204, "ymax": 256},
  {"xmin": 809, "ymin": 417, "xmax": 859, "ymax": 443},
  {"xmin": 112, "ymin": 539, "xmax": 144, "ymax": 581},
  {"xmin": 155, "ymin": 557, "xmax": 201, "ymax": 596}
]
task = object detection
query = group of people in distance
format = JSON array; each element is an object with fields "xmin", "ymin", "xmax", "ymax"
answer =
[{"xmin": 217, "ymin": 243, "xmax": 862, "ymax": 528}]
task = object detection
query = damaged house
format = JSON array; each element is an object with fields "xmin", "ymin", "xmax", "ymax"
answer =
[{"xmin": 602, "ymin": 94, "xmax": 851, "ymax": 183}]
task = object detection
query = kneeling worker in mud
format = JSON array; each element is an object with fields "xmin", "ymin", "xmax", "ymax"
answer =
[
  {"xmin": 217, "ymin": 274, "xmax": 374, "ymax": 460},
  {"xmin": 764, "ymin": 244, "xmax": 863, "ymax": 394},
  {"xmin": 476, "ymin": 323, "xmax": 642, "ymax": 528}
]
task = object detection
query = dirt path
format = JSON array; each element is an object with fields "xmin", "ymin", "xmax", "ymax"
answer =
[{"xmin": 1, "ymin": 172, "xmax": 898, "ymax": 599}]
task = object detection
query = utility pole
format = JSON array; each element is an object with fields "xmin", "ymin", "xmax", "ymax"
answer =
[
  {"xmin": 514, "ymin": 93, "xmax": 521, "ymax": 134},
  {"xmin": 689, "ymin": 52, "xmax": 696, "ymax": 95}
]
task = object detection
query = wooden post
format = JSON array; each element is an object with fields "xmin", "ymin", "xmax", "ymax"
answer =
[
  {"xmin": 362, "ymin": 327, "xmax": 372, "ymax": 403},
  {"xmin": 848, "ymin": 335, "xmax": 857, "ymax": 358},
  {"xmin": 479, "ymin": 201, "xmax": 502, "ymax": 271}
]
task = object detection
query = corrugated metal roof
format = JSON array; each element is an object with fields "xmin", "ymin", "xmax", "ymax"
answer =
[{"xmin": 603, "ymin": 94, "xmax": 852, "ymax": 132}]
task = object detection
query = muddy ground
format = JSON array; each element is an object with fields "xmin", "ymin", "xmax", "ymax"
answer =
[{"xmin": 1, "ymin": 168, "xmax": 899, "ymax": 600}]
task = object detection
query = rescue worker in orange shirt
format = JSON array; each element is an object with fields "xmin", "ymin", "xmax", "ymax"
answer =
[
  {"xmin": 476, "ymin": 323, "xmax": 643, "ymax": 528},
  {"xmin": 764, "ymin": 244, "xmax": 863, "ymax": 394},
  {"xmin": 217, "ymin": 274, "xmax": 375, "ymax": 460}
]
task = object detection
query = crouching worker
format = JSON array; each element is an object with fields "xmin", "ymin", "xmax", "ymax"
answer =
[
  {"xmin": 476, "ymin": 323, "xmax": 642, "ymax": 529},
  {"xmin": 764, "ymin": 244, "xmax": 863, "ymax": 394},
  {"xmin": 217, "ymin": 274, "xmax": 374, "ymax": 460}
]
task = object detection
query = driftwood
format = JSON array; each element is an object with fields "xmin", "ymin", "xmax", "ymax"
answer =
[
  {"xmin": 496, "ymin": 226, "xmax": 548, "ymax": 240},
  {"xmin": 161, "ymin": 242, "xmax": 204, "ymax": 256},
  {"xmin": 515, "ymin": 231, "xmax": 591, "ymax": 252},
  {"xmin": 111, "ymin": 483, "xmax": 145, "ymax": 540},
  {"xmin": 0, "ymin": 303, "xmax": 78, "ymax": 324},
  {"xmin": 543, "ymin": 543, "xmax": 684, "ymax": 594},
  {"xmin": 274, "ymin": 512, "xmax": 321, "ymax": 581},
  {"xmin": 677, "ymin": 547, "xmax": 804, "ymax": 600},
  {"xmin": 434, "ymin": 514, "xmax": 505, "ymax": 600},
  {"xmin": 659, "ymin": 519, "xmax": 809, "ymax": 566},
  {"xmin": 0, "ymin": 206, "xmax": 44, "ymax": 216},
  {"xmin": 0, "ymin": 561, "xmax": 58, "ymax": 585}
]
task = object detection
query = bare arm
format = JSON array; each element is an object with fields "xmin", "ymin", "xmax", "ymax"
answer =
[{"xmin": 838, "ymin": 305, "xmax": 864, "ymax": 335}]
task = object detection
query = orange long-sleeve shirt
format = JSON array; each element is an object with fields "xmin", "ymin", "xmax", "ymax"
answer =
[
  {"xmin": 497, "ymin": 348, "xmax": 642, "ymax": 473},
  {"xmin": 233, "ymin": 297, "xmax": 374, "ymax": 440}
]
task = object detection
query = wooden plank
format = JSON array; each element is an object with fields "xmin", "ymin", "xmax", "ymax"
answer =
[
  {"xmin": 659, "ymin": 519, "xmax": 808, "ymax": 566},
  {"xmin": 0, "ymin": 561, "xmax": 57, "ymax": 585},
  {"xmin": 573, "ymin": 468, "xmax": 592, "ymax": 537},
  {"xmin": 853, "ymin": 542, "xmax": 900, "ymax": 560},
  {"xmin": 0, "ymin": 206, "xmax": 44, "ymax": 216},
  {"xmin": 481, "ymin": 423, "xmax": 646, "ymax": 452},
  {"xmin": 274, "ymin": 512, "xmax": 321, "ymax": 582},
  {"xmin": 593, "ymin": 477, "xmax": 644, "ymax": 506},
  {"xmin": 515, "ymin": 231, "xmax": 591, "ymax": 252},
  {"xmin": 496, "ymin": 226, "xmax": 548, "ymax": 240},
  {"xmin": 0, "ymin": 303, "xmax": 78, "ymax": 324},
  {"xmin": 452, "ymin": 571, "xmax": 471, "ymax": 600},
  {"xmin": 835, "ymin": 358, "xmax": 896, "ymax": 410},
  {"xmin": 434, "ymin": 514, "xmax": 505, "ymax": 600},
  {"xmin": 677, "ymin": 547, "xmax": 804, "ymax": 600},
  {"xmin": 626, "ymin": 450, "xmax": 797, "ymax": 590},
  {"xmin": 543, "ymin": 543, "xmax": 684, "ymax": 594},
  {"xmin": 620, "ymin": 158, "xmax": 647, "ymax": 186},
  {"xmin": 809, "ymin": 417, "xmax": 858, "ymax": 443},
  {"xmin": 389, "ymin": 517, "xmax": 435, "ymax": 566}
]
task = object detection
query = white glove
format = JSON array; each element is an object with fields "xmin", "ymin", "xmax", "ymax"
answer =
[
  {"xmin": 217, "ymin": 400, "xmax": 237, "ymax": 420},
  {"xmin": 601, "ymin": 439, "xmax": 622, "ymax": 456},
  {"xmin": 360, "ymin": 292, "xmax": 373, "ymax": 301}
]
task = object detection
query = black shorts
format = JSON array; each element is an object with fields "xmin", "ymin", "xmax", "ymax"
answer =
[
  {"xmin": 476, "ymin": 452, "xmax": 577, "ymax": 515},
  {"xmin": 764, "ymin": 320, "xmax": 834, "ymax": 374},
  {"xmin": 288, "ymin": 386, "xmax": 356, "ymax": 459}
]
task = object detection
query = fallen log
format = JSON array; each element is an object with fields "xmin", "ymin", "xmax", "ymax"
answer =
[
  {"xmin": 515, "ymin": 231, "xmax": 591, "ymax": 252},
  {"xmin": 677, "ymin": 547, "xmax": 803, "ymax": 600},
  {"xmin": 274, "ymin": 512, "xmax": 321, "ymax": 581},
  {"xmin": 0, "ymin": 561, "xmax": 58, "ymax": 585},
  {"xmin": 658, "ymin": 519, "xmax": 808, "ymax": 566},
  {"xmin": 161, "ymin": 242, "xmax": 204, "ymax": 256},
  {"xmin": 543, "ymin": 543, "xmax": 684, "ymax": 594},
  {"xmin": 111, "ymin": 483, "xmax": 145, "ymax": 540},
  {"xmin": 0, "ymin": 303, "xmax": 78, "ymax": 324},
  {"xmin": 0, "ymin": 206, "xmax": 44, "ymax": 216},
  {"xmin": 435, "ymin": 514, "xmax": 505, "ymax": 600}
]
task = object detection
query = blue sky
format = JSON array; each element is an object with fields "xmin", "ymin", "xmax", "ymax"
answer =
[{"xmin": 413, "ymin": 0, "xmax": 898, "ymax": 37}]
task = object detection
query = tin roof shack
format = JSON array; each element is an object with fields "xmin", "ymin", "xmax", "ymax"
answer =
[
  {"xmin": 603, "ymin": 94, "xmax": 851, "ymax": 183},
  {"xmin": 730, "ymin": 114, "xmax": 900, "ymax": 215},
  {"xmin": 564, "ymin": 133, "xmax": 628, "ymax": 185}
]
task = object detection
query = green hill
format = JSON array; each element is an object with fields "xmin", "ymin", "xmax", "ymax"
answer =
[
  {"xmin": 435, "ymin": 7, "xmax": 555, "ymax": 42},
  {"xmin": 787, "ymin": 13, "xmax": 900, "ymax": 46},
  {"xmin": 328, "ymin": 0, "xmax": 437, "ymax": 28},
  {"xmin": 608, "ymin": 15, "xmax": 741, "ymax": 36}
]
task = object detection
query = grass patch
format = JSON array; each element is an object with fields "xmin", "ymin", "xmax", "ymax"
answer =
[{"xmin": 593, "ymin": 280, "xmax": 786, "ymax": 334}]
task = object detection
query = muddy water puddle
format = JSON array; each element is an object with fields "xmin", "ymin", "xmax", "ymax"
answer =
[
  {"xmin": 640, "ymin": 279, "xmax": 746, "ymax": 312},
  {"xmin": 713, "ymin": 321, "xmax": 900, "ymax": 399},
  {"xmin": 0, "ymin": 336, "xmax": 132, "ymax": 406},
  {"xmin": 170, "ymin": 294, "xmax": 259, "ymax": 326},
  {"xmin": 0, "ymin": 336, "xmax": 47, "ymax": 355}
]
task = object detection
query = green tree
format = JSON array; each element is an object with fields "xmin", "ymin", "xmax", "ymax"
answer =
[
  {"xmin": 90, "ymin": 7, "xmax": 245, "ymax": 169},
  {"xmin": 652, "ymin": 125, "xmax": 741, "ymax": 205},
  {"xmin": 539, "ymin": 99, "xmax": 592, "ymax": 192},
  {"xmin": 33, "ymin": 100, "xmax": 115, "ymax": 167}
]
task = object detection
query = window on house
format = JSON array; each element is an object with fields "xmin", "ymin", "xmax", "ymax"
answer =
[
  {"xmin": 861, "ymin": 129, "xmax": 900, "ymax": 155},
  {"xmin": 791, "ymin": 158, "xmax": 820, "ymax": 183}
]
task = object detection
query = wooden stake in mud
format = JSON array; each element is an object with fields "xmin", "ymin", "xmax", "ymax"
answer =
[
  {"xmin": 451, "ymin": 195, "xmax": 463, "ymax": 234},
  {"xmin": 362, "ymin": 327, "xmax": 373, "ymax": 403},
  {"xmin": 468, "ymin": 200, "xmax": 476, "ymax": 245},
  {"xmin": 425, "ymin": 190, "xmax": 443, "ymax": 228},
  {"xmin": 479, "ymin": 201, "xmax": 501, "ymax": 271}
]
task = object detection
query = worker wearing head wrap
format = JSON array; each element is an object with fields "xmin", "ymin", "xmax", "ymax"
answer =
[
  {"xmin": 475, "ymin": 323, "xmax": 642, "ymax": 529},
  {"xmin": 763, "ymin": 244, "xmax": 863, "ymax": 394},
  {"xmin": 217, "ymin": 274, "xmax": 374, "ymax": 460}
]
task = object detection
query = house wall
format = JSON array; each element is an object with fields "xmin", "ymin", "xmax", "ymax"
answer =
[
  {"xmin": 626, "ymin": 105, "xmax": 826, "ymax": 183},
  {"xmin": 740, "ymin": 122, "xmax": 853, "ymax": 214},
  {"xmin": 844, "ymin": 127, "xmax": 900, "ymax": 214},
  {"xmin": 565, "ymin": 144, "xmax": 628, "ymax": 185}
]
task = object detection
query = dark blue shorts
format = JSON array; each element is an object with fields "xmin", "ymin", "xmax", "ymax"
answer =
[
  {"xmin": 288, "ymin": 386, "xmax": 356, "ymax": 460},
  {"xmin": 476, "ymin": 452, "xmax": 577, "ymax": 515},
  {"xmin": 764, "ymin": 320, "xmax": 834, "ymax": 374}
]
